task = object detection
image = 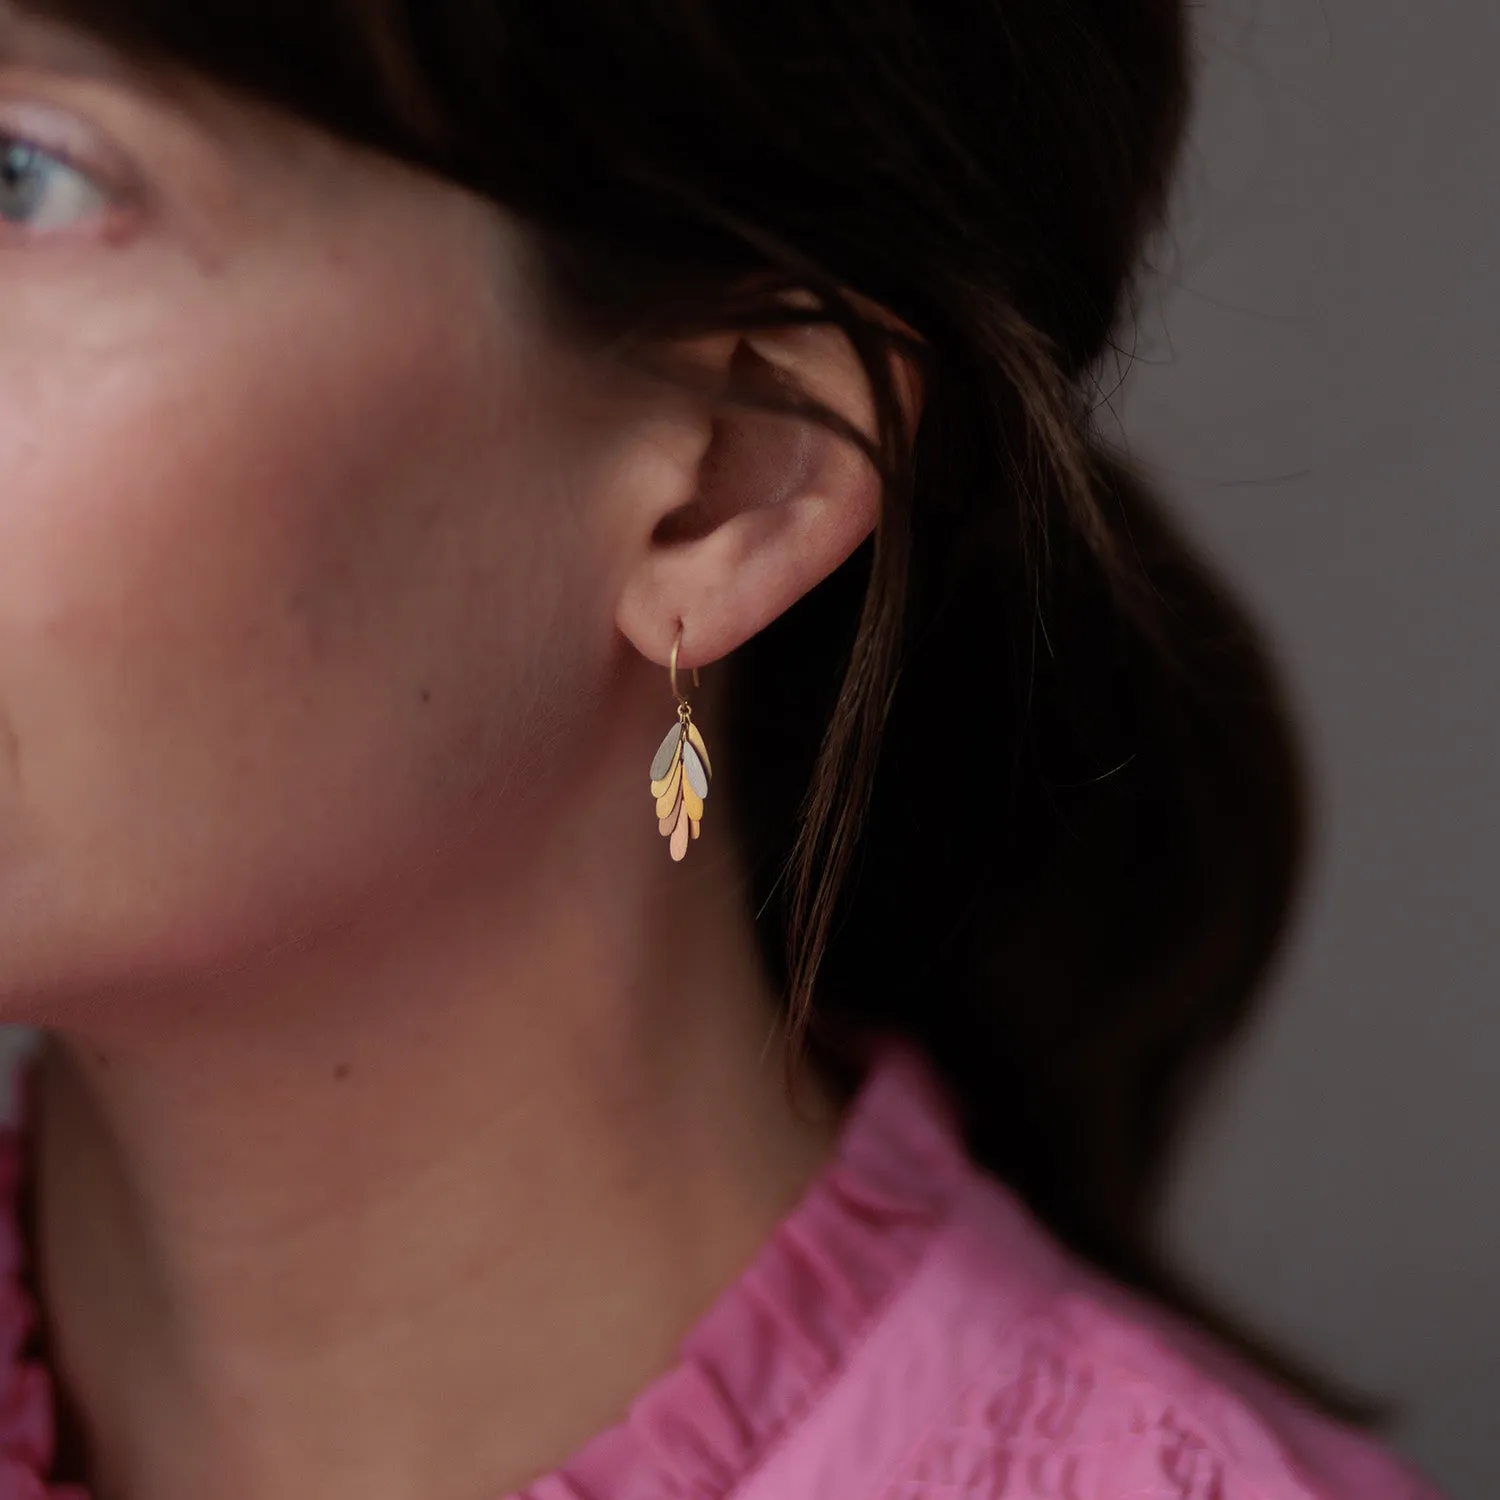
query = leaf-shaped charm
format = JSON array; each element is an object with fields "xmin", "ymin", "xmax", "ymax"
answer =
[
  {"xmin": 669, "ymin": 799, "xmax": 691, "ymax": 861},
  {"xmin": 682, "ymin": 743, "xmax": 709, "ymax": 800},
  {"xmin": 654, "ymin": 760, "xmax": 683, "ymax": 820},
  {"xmin": 654, "ymin": 714, "xmax": 710, "ymax": 859},
  {"xmin": 650, "ymin": 724, "xmax": 684, "ymax": 783},
  {"xmin": 687, "ymin": 721, "xmax": 713, "ymax": 781},
  {"xmin": 650, "ymin": 748, "xmax": 682, "ymax": 798}
]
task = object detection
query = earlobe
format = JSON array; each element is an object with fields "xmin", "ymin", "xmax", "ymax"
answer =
[{"xmin": 616, "ymin": 318, "xmax": 916, "ymax": 675}]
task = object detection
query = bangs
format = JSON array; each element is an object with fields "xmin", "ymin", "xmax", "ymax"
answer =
[
  {"xmin": 12, "ymin": 0, "xmax": 472, "ymax": 179},
  {"xmin": 9, "ymin": 0, "xmax": 786, "ymax": 286}
]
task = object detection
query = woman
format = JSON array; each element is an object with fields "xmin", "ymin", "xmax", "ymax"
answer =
[{"xmin": 0, "ymin": 0, "xmax": 1444, "ymax": 1496}]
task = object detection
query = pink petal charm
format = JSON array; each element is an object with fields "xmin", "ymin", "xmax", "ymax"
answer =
[{"xmin": 669, "ymin": 800, "xmax": 691, "ymax": 861}]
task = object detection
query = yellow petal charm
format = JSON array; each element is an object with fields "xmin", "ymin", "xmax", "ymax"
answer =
[
  {"xmin": 650, "ymin": 750, "xmax": 682, "ymax": 800},
  {"xmin": 654, "ymin": 759, "xmax": 683, "ymax": 821}
]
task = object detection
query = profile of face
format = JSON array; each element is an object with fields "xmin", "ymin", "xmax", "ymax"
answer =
[{"xmin": 0, "ymin": 12, "xmax": 883, "ymax": 1025}]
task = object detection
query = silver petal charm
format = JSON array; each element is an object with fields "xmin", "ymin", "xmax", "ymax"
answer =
[
  {"xmin": 682, "ymin": 743, "xmax": 709, "ymax": 799},
  {"xmin": 650, "ymin": 724, "xmax": 684, "ymax": 783}
]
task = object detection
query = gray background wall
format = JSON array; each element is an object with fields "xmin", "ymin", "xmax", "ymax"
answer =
[{"xmin": 1120, "ymin": 3, "xmax": 1499, "ymax": 1494}]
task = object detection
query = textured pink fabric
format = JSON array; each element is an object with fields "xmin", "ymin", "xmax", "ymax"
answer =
[{"xmin": 0, "ymin": 1041, "xmax": 1444, "ymax": 1499}]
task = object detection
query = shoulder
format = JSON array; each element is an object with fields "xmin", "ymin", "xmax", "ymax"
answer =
[
  {"xmin": 872, "ymin": 1286, "xmax": 1440, "ymax": 1500},
  {"xmin": 738, "ymin": 1166, "xmax": 1444, "ymax": 1500}
]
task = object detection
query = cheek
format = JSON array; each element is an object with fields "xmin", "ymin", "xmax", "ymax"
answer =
[{"xmin": 0, "ymin": 245, "xmax": 601, "ymax": 1001}]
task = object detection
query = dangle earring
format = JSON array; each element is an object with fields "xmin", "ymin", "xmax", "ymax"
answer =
[{"xmin": 649, "ymin": 626, "xmax": 713, "ymax": 862}]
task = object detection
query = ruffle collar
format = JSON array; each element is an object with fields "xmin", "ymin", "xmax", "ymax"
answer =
[
  {"xmin": 0, "ymin": 1040, "xmax": 967, "ymax": 1500},
  {"xmin": 0, "ymin": 1051, "xmax": 86, "ymax": 1500}
]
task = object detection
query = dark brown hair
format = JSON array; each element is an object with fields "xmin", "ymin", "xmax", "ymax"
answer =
[{"xmin": 25, "ymin": 0, "xmax": 1376, "ymax": 1421}]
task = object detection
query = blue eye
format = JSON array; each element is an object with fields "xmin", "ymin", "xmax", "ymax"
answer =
[{"xmin": 0, "ymin": 136, "xmax": 107, "ymax": 231}]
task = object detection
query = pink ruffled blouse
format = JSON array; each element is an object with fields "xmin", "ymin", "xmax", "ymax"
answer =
[{"xmin": 0, "ymin": 1042, "xmax": 1443, "ymax": 1499}]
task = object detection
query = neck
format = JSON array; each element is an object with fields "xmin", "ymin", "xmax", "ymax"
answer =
[{"xmin": 26, "ymin": 710, "xmax": 843, "ymax": 1500}]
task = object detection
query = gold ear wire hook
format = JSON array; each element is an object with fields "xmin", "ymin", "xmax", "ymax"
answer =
[{"xmin": 669, "ymin": 624, "xmax": 700, "ymax": 706}]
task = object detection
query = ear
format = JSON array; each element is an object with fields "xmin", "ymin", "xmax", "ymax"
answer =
[{"xmin": 614, "ymin": 316, "xmax": 922, "ymax": 673}]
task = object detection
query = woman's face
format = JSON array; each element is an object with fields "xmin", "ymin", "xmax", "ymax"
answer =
[{"xmin": 0, "ymin": 16, "xmax": 663, "ymax": 1014}]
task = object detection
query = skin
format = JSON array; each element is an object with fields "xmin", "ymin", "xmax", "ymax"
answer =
[{"xmin": 0, "ymin": 10, "xmax": 909, "ymax": 1500}]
